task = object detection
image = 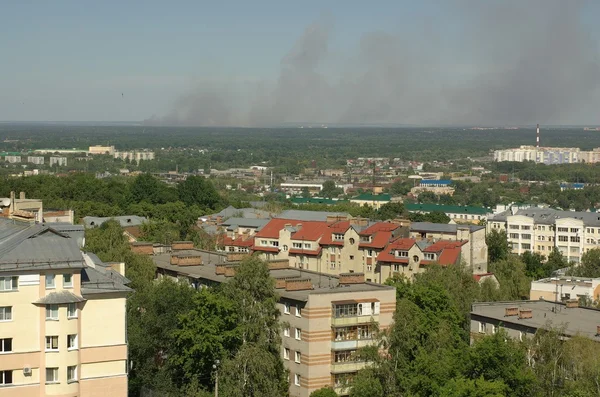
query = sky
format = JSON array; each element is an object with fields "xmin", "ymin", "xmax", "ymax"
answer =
[{"xmin": 1, "ymin": 0, "xmax": 599, "ymax": 126}]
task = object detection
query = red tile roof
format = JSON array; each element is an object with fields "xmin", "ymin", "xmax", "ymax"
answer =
[
  {"xmin": 359, "ymin": 231, "xmax": 393, "ymax": 249},
  {"xmin": 376, "ymin": 238, "xmax": 417, "ymax": 263},
  {"xmin": 422, "ymin": 240, "xmax": 467, "ymax": 253},
  {"xmin": 319, "ymin": 221, "xmax": 352, "ymax": 245},
  {"xmin": 436, "ymin": 248, "xmax": 461, "ymax": 266},
  {"xmin": 289, "ymin": 247, "xmax": 322, "ymax": 256},
  {"xmin": 360, "ymin": 222, "xmax": 400, "ymax": 235},
  {"xmin": 221, "ymin": 235, "xmax": 254, "ymax": 247},
  {"xmin": 291, "ymin": 222, "xmax": 330, "ymax": 241},
  {"xmin": 251, "ymin": 245, "xmax": 280, "ymax": 253}
]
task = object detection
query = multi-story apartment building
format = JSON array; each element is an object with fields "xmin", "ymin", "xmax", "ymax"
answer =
[
  {"xmin": 4, "ymin": 156, "xmax": 22, "ymax": 164},
  {"xmin": 151, "ymin": 248, "xmax": 396, "ymax": 397},
  {"xmin": 113, "ymin": 151, "xmax": 155, "ymax": 163},
  {"xmin": 0, "ymin": 218, "xmax": 130, "ymax": 397},
  {"xmin": 49, "ymin": 157, "xmax": 67, "ymax": 167},
  {"xmin": 88, "ymin": 145, "xmax": 115, "ymax": 156},
  {"xmin": 27, "ymin": 156, "xmax": 45, "ymax": 165},
  {"xmin": 225, "ymin": 218, "xmax": 488, "ymax": 283},
  {"xmin": 487, "ymin": 207, "xmax": 600, "ymax": 263}
]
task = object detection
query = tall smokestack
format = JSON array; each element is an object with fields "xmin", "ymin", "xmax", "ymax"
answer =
[{"xmin": 536, "ymin": 124, "xmax": 540, "ymax": 148}]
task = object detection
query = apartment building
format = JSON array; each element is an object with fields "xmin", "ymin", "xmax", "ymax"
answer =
[
  {"xmin": 27, "ymin": 156, "xmax": 45, "ymax": 165},
  {"xmin": 487, "ymin": 207, "xmax": 600, "ymax": 263},
  {"xmin": 530, "ymin": 276, "xmax": 600, "ymax": 303},
  {"xmin": 470, "ymin": 300, "xmax": 600, "ymax": 344},
  {"xmin": 4, "ymin": 156, "xmax": 22, "ymax": 164},
  {"xmin": 151, "ymin": 250, "xmax": 396, "ymax": 397},
  {"xmin": 405, "ymin": 203, "xmax": 489, "ymax": 224},
  {"xmin": 113, "ymin": 151, "xmax": 155, "ymax": 163},
  {"xmin": 0, "ymin": 191, "xmax": 43, "ymax": 223},
  {"xmin": 49, "ymin": 157, "xmax": 67, "ymax": 167},
  {"xmin": 0, "ymin": 218, "xmax": 130, "ymax": 397},
  {"xmin": 88, "ymin": 145, "xmax": 115, "ymax": 156}
]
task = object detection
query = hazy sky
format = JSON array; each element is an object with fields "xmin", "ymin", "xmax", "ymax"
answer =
[{"xmin": 1, "ymin": 1, "xmax": 599, "ymax": 125}]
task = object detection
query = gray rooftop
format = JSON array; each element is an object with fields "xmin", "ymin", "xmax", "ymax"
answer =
[
  {"xmin": 410, "ymin": 222, "xmax": 484, "ymax": 234},
  {"xmin": 35, "ymin": 290, "xmax": 86, "ymax": 305},
  {"xmin": 47, "ymin": 223, "xmax": 85, "ymax": 248},
  {"xmin": 221, "ymin": 218, "xmax": 270, "ymax": 231},
  {"xmin": 471, "ymin": 300, "xmax": 600, "ymax": 340},
  {"xmin": 489, "ymin": 208, "xmax": 600, "ymax": 226},
  {"xmin": 83, "ymin": 215, "xmax": 147, "ymax": 228},
  {"xmin": 206, "ymin": 206, "xmax": 272, "ymax": 220},
  {"xmin": 152, "ymin": 250, "xmax": 393, "ymax": 302},
  {"xmin": 276, "ymin": 210, "xmax": 350, "ymax": 222}
]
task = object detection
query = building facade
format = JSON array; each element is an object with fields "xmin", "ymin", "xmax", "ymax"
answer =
[
  {"xmin": 405, "ymin": 203, "xmax": 489, "ymax": 224},
  {"xmin": 27, "ymin": 156, "xmax": 45, "ymax": 165},
  {"xmin": 530, "ymin": 276, "xmax": 600, "ymax": 303},
  {"xmin": 0, "ymin": 219, "xmax": 130, "ymax": 397},
  {"xmin": 49, "ymin": 157, "xmax": 67, "ymax": 167}
]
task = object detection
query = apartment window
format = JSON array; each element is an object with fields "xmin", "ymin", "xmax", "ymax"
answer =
[
  {"xmin": 538, "ymin": 235, "xmax": 545, "ymax": 241},
  {"xmin": 558, "ymin": 227, "xmax": 569, "ymax": 232},
  {"xmin": 571, "ymin": 236, "xmax": 581, "ymax": 243},
  {"xmin": 64, "ymin": 274, "xmax": 73, "ymax": 288},
  {"xmin": 283, "ymin": 302, "xmax": 290, "ymax": 314},
  {"xmin": 393, "ymin": 264, "xmax": 400, "ymax": 272},
  {"xmin": 509, "ymin": 233, "xmax": 519, "ymax": 239},
  {"xmin": 358, "ymin": 325, "xmax": 374, "ymax": 340},
  {"xmin": 334, "ymin": 350, "xmax": 356, "ymax": 363},
  {"xmin": 558, "ymin": 236, "xmax": 568, "ymax": 242},
  {"xmin": 271, "ymin": 241, "xmax": 279, "ymax": 247},
  {"xmin": 46, "ymin": 274, "xmax": 56, "ymax": 289},
  {"xmin": 67, "ymin": 303, "xmax": 77, "ymax": 318},
  {"xmin": 521, "ymin": 225, "xmax": 531, "ymax": 230},
  {"xmin": 282, "ymin": 245, "xmax": 288, "ymax": 252},
  {"xmin": 509, "ymin": 225, "xmax": 519, "ymax": 230},
  {"xmin": 330, "ymin": 262, "xmax": 336, "ymax": 269},
  {"xmin": 67, "ymin": 365, "xmax": 77, "ymax": 383},
  {"xmin": 0, "ymin": 307, "xmax": 12, "ymax": 321},
  {"xmin": 0, "ymin": 370, "xmax": 12, "ymax": 385},
  {"xmin": 349, "ymin": 255, "xmax": 355, "ymax": 260},
  {"xmin": 367, "ymin": 264, "xmax": 373, "ymax": 272},
  {"xmin": 333, "ymin": 233, "xmax": 344, "ymax": 241},
  {"xmin": 367, "ymin": 249, "xmax": 374, "ymax": 257},
  {"xmin": 570, "ymin": 228, "xmax": 579, "ymax": 233},
  {"xmin": 67, "ymin": 334, "xmax": 78, "ymax": 350},
  {"xmin": 46, "ymin": 367, "xmax": 58, "ymax": 383},
  {"xmin": 0, "ymin": 338, "xmax": 12, "ymax": 352},
  {"xmin": 283, "ymin": 348, "xmax": 290, "ymax": 360},
  {"xmin": 570, "ymin": 246, "xmax": 580, "ymax": 253},
  {"xmin": 424, "ymin": 253, "xmax": 436, "ymax": 260},
  {"xmin": 283, "ymin": 327, "xmax": 290, "ymax": 337},
  {"xmin": 261, "ymin": 240, "xmax": 268, "ymax": 246},
  {"xmin": 0, "ymin": 276, "xmax": 18, "ymax": 292},
  {"xmin": 295, "ymin": 328, "xmax": 302, "ymax": 340},
  {"xmin": 228, "ymin": 246, "xmax": 235, "ymax": 252},
  {"xmin": 522, "ymin": 243, "xmax": 531, "ymax": 250},
  {"xmin": 303, "ymin": 243, "xmax": 311, "ymax": 249},
  {"xmin": 46, "ymin": 336, "xmax": 59, "ymax": 351},
  {"xmin": 395, "ymin": 250, "xmax": 408, "ymax": 258},
  {"xmin": 46, "ymin": 304, "xmax": 59, "ymax": 320},
  {"xmin": 295, "ymin": 351, "xmax": 301, "ymax": 363},
  {"xmin": 295, "ymin": 305, "xmax": 302, "ymax": 317},
  {"xmin": 294, "ymin": 374, "xmax": 301, "ymax": 386},
  {"xmin": 521, "ymin": 234, "xmax": 531, "ymax": 240},
  {"xmin": 333, "ymin": 303, "xmax": 359, "ymax": 318},
  {"xmin": 292, "ymin": 242, "xmax": 302, "ymax": 249}
]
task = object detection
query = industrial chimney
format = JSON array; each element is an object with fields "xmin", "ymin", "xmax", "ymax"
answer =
[{"xmin": 536, "ymin": 124, "xmax": 540, "ymax": 148}]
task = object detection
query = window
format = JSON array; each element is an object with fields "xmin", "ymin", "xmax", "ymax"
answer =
[
  {"xmin": 349, "ymin": 255, "xmax": 354, "ymax": 260},
  {"xmin": 0, "ymin": 338, "xmax": 12, "ymax": 352},
  {"xmin": 261, "ymin": 240, "xmax": 268, "ymax": 246},
  {"xmin": 570, "ymin": 246, "xmax": 580, "ymax": 253},
  {"xmin": 282, "ymin": 245, "xmax": 288, "ymax": 251},
  {"xmin": 367, "ymin": 249, "xmax": 374, "ymax": 257},
  {"xmin": 294, "ymin": 374, "xmax": 301, "ymax": 386},
  {"xmin": 509, "ymin": 233, "xmax": 519, "ymax": 239},
  {"xmin": 46, "ymin": 305, "xmax": 58, "ymax": 320},
  {"xmin": 571, "ymin": 236, "xmax": 581, "ymax": 243},
  {"xmin": 509, "ymin": 225, "xmax": 519, "ymax": 230},
  {"xmin": 0, "ymin": 276, "xmax": 18, "ymax": 291},
  {"xmin": 292, "ymin": 242, "xmax": 302, "ymax": 249},
  {"xmin": 492, "ymin": 325, "xmax": 498, "ymax": 334},
  {"xmin": 333, "ymin": 303, "xmax": 359, "ymax": 318},
  {"xmin": 64, "ymin": 274, "xmax": 73, "ymax": 288},
  {"xmin": 349, "ymin": 238, "xmax": 355, "ymax": 245},
  {"xmin": 395, "ymin": 250, "xmax": 408, "ymax": 258},
  {"xmin": 46, "ymin": 274, "xmax": 55, "ymax": 289},
  {"xmin": 521, "ymin": 225, "xmax": 531, "ymax": 230},
  {"xmin": 0, "ymin": 307, "xmax": 11, "ymax": 321},
  {"xmin": 558, "ymin": 227, "xmax": 569, "ymax": 232},
  {"xmin": 283, "ymin": 327, "xmax": 290, "ymax": 337},
  {"xmin": 424, "ymin": 253, "xmax": 436, "ymax": 260},
  {"xmin": 46, "ymin": 367, "xmax": 58, "ymax": 383},
  {"xmin": 46, "ymin": 336, "xmax": 59, "ymax": 351},
  {"xmin": 283, "ymin": 348, "xmax": 290, "ymax": 360},
  {"xmin": 521, "ymin": 234, "xmax": 531, "ymax": 240},
  {"xmin": 330, "ymin": 262, "xmax": 336, "ymax": 269},
  {"xmin": 271, "ymin": 241, "xmax": 279, "ymax": 247},
  {"xmin": 412, "ymin": 255, "xmax": 419, "ymax": 263},
  {"xmin": 67, "ymin": 334, "xmax": 78, "ymax": 350},
  {"xmin": 295, "ymin": 328, "xmax": 302, "ymax": 340},
  {"xmin": 303, "ymin": 243, "xmax": 311, "ymax": 249},
  {"xmin": 0, "ymin": 370, "xmax": 12, "ymax": 385},
  {"xmin": 228, "ymin": 246, "xmax": 235, "ymax": 252},
  {"xmin": 295, "ymin": 351, "xmax": 301, "ymax": 363},
  {"xmin": 67, "ymin": 365, "xmax": 77, "ymax": 382},
  {"xmin": 479, "ymin": 322, "xmax": 486, "ymax": 333},
  {"xmin": 570, "ymin": 228, "xmax": 579, "ymax": 233},
  {"xmin": 393, "ymin": 264, "xmax": 400, "ymax": 272},
  {"xmin": 558, "ymin": 236, "xmax": 568, "ymax": 242},
  {"xmin": 334, "ymin": 350, "xmax": 356, "ymax": 363},
  {"xmin": 295, "ymin": 305, "xmax": 301, "ymax": 317},
  {"xmin": 522, "ymin": 243, "xmax": 531, "ymax": 250},
  {"xmin": 283, "ymin": 302, "xmax": 290, "ymax": 314},
  {"xmin": 367, "ymin": 264, "xmax": 373, "ymax": 272},
  {"xmin": 333, "ymin": 233, "xmax": 344, "ymax": 241},
  {"xmin": 68, "ymin": 303, "xmax": 77, "ymax": 318}
]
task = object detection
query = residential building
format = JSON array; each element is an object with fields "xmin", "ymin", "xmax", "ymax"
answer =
[
  {"xmin": 410, "ymin": 180, "xmax": 455, "ymax": 197},
  {"xmin": 113, "ymin": 150, "xmax": 155, "ymax": 163},
  {"xmin": 88, "ymin": 145, "xmax": 115, "ymax": 156},
  {"xmin": 49, "ymin": 157, "xmax": 67, "ymax": 167},
  {"xmin": 276, "ymin": 210, "xmax": 351, "ymax": 222},
  {"xmin": 280, "ymin": 182, "xmax": 353, "ymax": 196},
  {"xmin": 349, "ymin": 193, "xmax": 391, "ymax": 210},
  {"xmin": 470, "ymin": 300, "xmax": 600, "ymax": 344},
  {"xmin": 43, "ymin": 210, "xmax": 75, "ymax": 224},
  {"xmin": 530, "ymin": 276, "xmax": 600, "ymax": 303},
  {"xmin": 151, "ymin": 249, "xmax": 396, "ymax": 397},
  {"xmin": 198, "ymin": 205, "xmax": 272, "ymax": 225},
  {"xmin": 83, "ymin": 215, "xmax": 147, "ymax": 228},
  {"xmin": 487, "ymin": 207, "xmax": 600, "ymax": 263},
  {"xmin": 5, "ymin": 155, "xmax": 22, "ymax": 164},
  {"xmin": 0, "ymin": 191, "xmax": 43, "ymax": 223},
  {"xmin": 405, "ymin": 203, "xmax": 489, "ymax": 224},
  {"xmin": 0, "ymin": 218, "xmax": 130, "ymax": 396},
  {"xmin": 27, "ymin": 156, "xmax": 45, "ymax": 165}
]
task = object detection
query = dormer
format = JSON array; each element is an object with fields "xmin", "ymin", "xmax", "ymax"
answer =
[
  {"xmin": 333, "ymin": 233, "xmax": 344, "ymax": 241},
  {"xmin": 395, "ymin": 250, "xmax": 408, "ymax": 258}
]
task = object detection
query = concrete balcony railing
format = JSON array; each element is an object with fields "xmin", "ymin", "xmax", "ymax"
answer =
[
  {"xmin": 331, "ymin": 315, "xmax": 379, "ymax": 327},
  {"xmin": 331, "ymin": 339, "xmax": 375, "ymax": 350},
  {"xmin": 334, "ymin": 386, "xmax": 351, "ymax": 396},
  {"xmin": 331, "ymin": 361, "xmax": 367, "ymax": 374}
]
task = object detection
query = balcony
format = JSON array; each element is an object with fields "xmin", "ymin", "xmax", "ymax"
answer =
[
  {"xmin": 331, "ymin": 361, "xmax": 367, "ymax": 374},
  {"xmin": 332, "ymin": 315, "xmax": 379, "ymax": 327},
  {"xmin": 332, "ymin": 339, "xmax": 374, "ymax": 350}
]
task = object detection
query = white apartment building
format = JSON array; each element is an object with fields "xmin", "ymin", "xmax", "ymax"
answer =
[
  {"xmin": 488, "ymin": 208, "xmax": 600, "ymax": 263},
  {"xmin": 493, "ymin": 146, "xmax": 600, "ymax": 164},
  {"xmin": 27, "ymin": 156, "xmax": 45, "ymax": 165},
  {"xmin": 113, "ymin": 151, "xmax": 155, "ymax": 163},
  {"xmin": 5, "ymin": 156, "xmax": 22, "ymax": 164},
  {"xmin": 49, "ymin": 157, "xmax": 67, "ymax": 167}
]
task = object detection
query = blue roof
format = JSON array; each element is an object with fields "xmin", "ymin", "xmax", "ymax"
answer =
[{"xmin": 420, "ymin": 180, "xmax": 452, "ymax": 186}]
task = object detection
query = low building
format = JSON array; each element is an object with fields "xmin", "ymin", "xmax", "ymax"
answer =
[
  {"xmin": 152, "ymin": 250, "xmax": 396, "ymax": 397},
  {"xmin": 291, "ymin": 197, "xmax": 349, "ymax": 206},
  {"xmin": 43, "ymin": 210, "xmax": 75, "ymax": 224},
  {"xmin": 350, "ymin": 193, "xmax": 391, "ymax": 210},
  {"xmin": 83, "ymin": 215, "xmax": 147, "ymax": 228},
  {"xmin": 405, "ymin": 203, "xmax": 489, "ymax": 224},
  {"xmin": 280, "ymin": 182, "xmax": 352, "ymax": 196},
  {"xmin": 470, "ymin": 300, "xmax": 600, "ymax": 343},
  {"xmin": 530, "ymin": 276, "xmax": 600, "ymax": 303},
  {"xmin": 0, "ymin": 218, "xmax": 130, "ymax": 396},
  {"xmin": 88, "ymin": 145, "xmax": 115, "ymax": 155},
  {"xmin": 49, "ymin": 157, "xmax": 67, "ymax": 167},
  {"xmin": 0, "ymin": 191, "xmax": 43, "ymax": 223},
  {"xmin": 410, "ymin": 180, "xmax": 455, "ymax": 197}
]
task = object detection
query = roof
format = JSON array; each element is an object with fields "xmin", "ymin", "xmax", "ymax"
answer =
[
  {"xmin": 406, "ymin": 203, "xmax": 489, "ymax": 215},
  {"xmin": 275, "ymin": 210, "xmax": 350, "ymax": 222},
  {"xmin": 471, "ymin": 300, "xmax": 600, "ymax": 340},
  {"xmin": 220, "ymin": 235, "xmax": 254, "ymax": 247},
  {"xmin": 291, "ymin": 222, "xmax": 331, "ymax": 242},
  {"xmin": 206, "ymin": 206, "xmax": 271, "ymax": 220},
  {"xmin": 377, "ymin": 238, "xmax": 417, "ymax": 263},
  {"xmin": 420, "ymin": 180, "xmax": 452, "ymax": 186},
  {"xmin": 221, "ymin": 218, "xmax": 270, "ymax": 230},
  {"xmin": 351, "ymin": 193, "xmax": 392, "ymax": 201},
  {"xmin": 291, "ymin": 197, "xmax": 349, "ymax": 205},
  {"xmin": 35, "ymin": 290, "xmax": 86, "ymax": 305},
  {"xmin": 410, "ymin": 222, "xmax": 485, "ymax": 234},
  {"xmin": 83, "ymin": 215, "xmax": 147, "ymax": 228},
  {"xmin": 489, "ymin": 207, "xmax": 600, "ymax": 227}
]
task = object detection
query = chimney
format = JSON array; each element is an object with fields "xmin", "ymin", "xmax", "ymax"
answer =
[
  {"xmin": 339, "ymin": 272, "xmax": 365, "ymax": 285},
  {"xmin": 172, "ymin": 241, "xmax": 194, "ymax": 250},
  {"xmin": 215, "ymin": 264, "xmax": 227, "ymax": 275},
  {"xmin": 504, "ymin": 307, "xmax": 519, "ymax": 317},
  {"xmin": 276, "ymin": 276, "xmax": 300, "ymax": 289},
  {"xmin": 518, "ymin": 308, "xmax": 533, "ymax": 319},
  {"xmin": 566, "ymin": 299, "xmax": 579, "ymax": 308},
  {"xmin": 536, "ymin": 124, "xmax": 540, "ymax": 148},
  {"xmin": 224, "ymin": 265, "xmax": 238, "ymax": 277},
  {"xmin": 19, "ymin": 191, "xmax": 25, "ymax": 200},
  {"xmin": 285, "ymin": 278, "xmax": 313, "ymax": 291},
  {"xmin": 296, "ymin": 223, "xmax": 303, "ymax": 230}
]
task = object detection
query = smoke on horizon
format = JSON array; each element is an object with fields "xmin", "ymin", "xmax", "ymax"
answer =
[{"xmin": 146, "ymin": 0, "xmax": 600, "ymax": 127}]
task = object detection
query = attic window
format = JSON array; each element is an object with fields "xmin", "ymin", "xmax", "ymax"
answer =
[
  {"xmin": 333, "ymin": 233, "xmax": 344, "ymax": 241},
  {"xmin": 424, "ymin": 253, "xmax": 436, "ymax": 260},
  {"xmin": 395, "ymin": 250, "xmax": 408, "ymax": 258}
]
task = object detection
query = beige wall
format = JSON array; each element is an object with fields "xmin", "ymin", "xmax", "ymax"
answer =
[{"xmin": 81, "ymin": 296, "xmax": 126, "ymax": 348}]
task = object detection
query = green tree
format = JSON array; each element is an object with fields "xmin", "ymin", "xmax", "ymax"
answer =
[
  {"xmin": 130, "ymin": 173, "xmax": 163, "ymax": 204},
  {"xmin": 489, "ymin": 257, "xmax": 531, "ymax": 300},
  {"xmin": 177, "ymin": 175, "xmax": 222, "ymax": 210},
  {"xmin": 439, "ymin": 377, "xmax": 508, "ymax": 397},
  {"xmin": 486, "ymin": 229, "xmax": 511, "ymax": 263},
  {"xmin": 571, "ymin": 248, "xmax": 600, "ymax": 277},
  {"xmin": 310, "ymin": 386, "xmax": 338, "ymax": 397},
  {"xmin": 375, "ymin": 202, "xmax": 405, "ymax": 220},
  {"xmin": 321, "ymin": 180, "xmax": 343, "ymax": 198},
  {"xmin": 350, "ymin": 369, "xmax": 384, "ymax": 397}
]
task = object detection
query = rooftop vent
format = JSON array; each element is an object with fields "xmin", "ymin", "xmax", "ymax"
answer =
[
  {"xmin": 518, "ymin": 309, "xmax": 533, "ymax": 320},
  {"xmin": 566, "ymin": 299, "xmax": 579, "ymax": 308}
]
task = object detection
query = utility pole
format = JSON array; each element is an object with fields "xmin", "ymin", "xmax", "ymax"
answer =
[{"xmin": 213, "ymin": 359, "xmax": 220, "ymax": 397}]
